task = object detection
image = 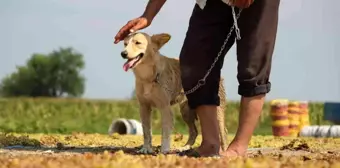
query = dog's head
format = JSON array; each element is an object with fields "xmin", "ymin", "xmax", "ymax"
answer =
[{"xmin": 121, "ymin": 32, "xmax": 171, "ymax": 71}]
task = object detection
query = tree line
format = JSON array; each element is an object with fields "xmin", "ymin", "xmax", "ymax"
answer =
[{"xmin": 0, "ymin": 47, "xmax": 85, "ymax": 98}]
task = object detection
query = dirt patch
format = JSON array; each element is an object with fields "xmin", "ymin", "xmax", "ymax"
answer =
[
  {"xmin": 279, "ymin": 139, "xmax": 310, "ymax": 151},
  {"xmin": 1, "ymin": 133, "xmax": 340, "ymax": 167},
  {"xmin": 1, "ymin": 147, "xmax": 340, "ymax": 168}
]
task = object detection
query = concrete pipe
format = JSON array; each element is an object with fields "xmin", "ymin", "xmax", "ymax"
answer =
[{"xmin": 108, "ymin": 118, "xmax": 143, "ymax": 135}]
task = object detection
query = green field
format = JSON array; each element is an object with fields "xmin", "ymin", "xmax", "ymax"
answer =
[{"xmin": 0, "ymin": 98, "xmax": 331, "ymax": 135}]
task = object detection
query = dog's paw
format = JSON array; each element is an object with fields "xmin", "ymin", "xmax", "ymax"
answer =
[
  {"xmin": 137, "ymin": 146, "xmax": 153, "ymax": 154},
  {"xmin": 176, "ymin": 145, "xmax": 192, "ymax": 152},
  {"xmin": 160, "ymin": 148, "xmax": 171, "ymax": 154}
]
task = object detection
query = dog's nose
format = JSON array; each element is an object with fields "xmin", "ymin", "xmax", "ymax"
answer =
[{"xmin": 121, "ymin": 51, "xmax": 128, "ymax": 58}]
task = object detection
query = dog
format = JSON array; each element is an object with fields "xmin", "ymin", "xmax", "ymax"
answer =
[{"xmin": 120, "ymin": 32, "xmax": 228, "ymax": 154}]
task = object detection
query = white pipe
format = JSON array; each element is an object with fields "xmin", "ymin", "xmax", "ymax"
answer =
[
  {"xmin": 108, "ymin": 118, "xmax": 143, "ymax": 135},
  {"xmin": 299, "ymin": 125, "xmax": 340, "ymax": 137}
]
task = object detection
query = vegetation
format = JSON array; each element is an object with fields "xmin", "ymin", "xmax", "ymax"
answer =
[
  {"xmin": 0, "ymin": 98, "xmax": 330, "ymax": 135},
  {"xmin": 0, "ymin": 47, "xmax": 85, "ymax": 98},
  {"xmin": 0, "ymin": 47, "xmax": 332, "ymax": 135}
]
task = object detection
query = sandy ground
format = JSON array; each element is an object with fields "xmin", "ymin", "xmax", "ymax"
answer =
[
  {"xmin": 1, "ymin": 145, "xmax": 340, "ymax": 158},
  {"xmin": 1, "ymin": 134, "xmax": 340, "ymax": 167}
]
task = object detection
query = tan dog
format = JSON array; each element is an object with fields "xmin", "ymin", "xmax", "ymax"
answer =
[{"xmin": 120, "ymin": 32, "xmax": 228, "ymax": 154}]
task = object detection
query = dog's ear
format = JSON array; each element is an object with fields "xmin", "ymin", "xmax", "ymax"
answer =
[{"xmin": 151, "ymin": 33, "xmax": 171, "ymax": 50}]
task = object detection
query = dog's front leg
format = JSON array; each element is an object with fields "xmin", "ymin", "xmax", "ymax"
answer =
[
  {"xmin": 137, "ymin": 103, "xmax": 153, "ymax": 154},
  {"xmin": 160, "ymin": 106, "xmax": 174, "ymax": 154}
]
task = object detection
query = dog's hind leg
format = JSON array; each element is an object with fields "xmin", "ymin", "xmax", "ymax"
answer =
[
  {"xmin": 137, "ymin": 103, "xmax": 154, "ymax": 154},
  {"xmin": 159, "ymin": 105, "xmax": 174, "ymax": 154},
  {"xmin": 178, "ymin": 101, "xmax": 198, "ymax": 151}
]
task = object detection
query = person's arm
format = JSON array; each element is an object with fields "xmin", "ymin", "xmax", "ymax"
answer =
[{"xmin": 142, "ymin": 0, "xmax": 167, "ymax": 22}]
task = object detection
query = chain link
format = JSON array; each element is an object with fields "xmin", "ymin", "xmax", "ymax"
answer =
[{"xmin": 156, "ymin": 7, "xmax": 242, "ymax": 97}]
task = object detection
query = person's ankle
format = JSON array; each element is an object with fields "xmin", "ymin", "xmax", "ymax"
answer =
[
  {"xmin": 194, "ymin": 105, "xmax": 221, "ymax": 156},
  {"xmin": 226, "ymin": 139, "xmax": 248, "ymax": 155},
  {"xmin": 198, "ymin": 141, "xmax": 220, "ymax": 156}
]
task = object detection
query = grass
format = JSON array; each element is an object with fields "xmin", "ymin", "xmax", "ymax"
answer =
[{"xmin": 0, "ymin": 98, "xmax": 331, "ymax": 135}]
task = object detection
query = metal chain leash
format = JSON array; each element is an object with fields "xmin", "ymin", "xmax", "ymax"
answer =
[{"xmin": 155, "ymin": 7, "xmax": 243, "ymax": 97}]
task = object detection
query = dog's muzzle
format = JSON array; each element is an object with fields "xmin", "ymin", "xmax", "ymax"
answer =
[{"xmin": 121, "ymin": 51, "xmax": 128, "ymax": 59}]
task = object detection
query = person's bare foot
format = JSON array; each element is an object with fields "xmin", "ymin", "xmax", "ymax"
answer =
[
  {"xmin": 219, "ymin": 95, "xmax": 266, "ymax": 158},
  {"xmin": 178, "ymin": 145, "xmax": 219, "ymax": 158},
  {"xmin": 195, "ymin": 143, "xmax": 220, "ymax": 157},
  {"xmin": 192, "ymin": 105, "xmax": 221, "ymax": 157},
  {"xmin": 220, "ymin": 143, "xmax": 247, "ymax": 158},
  {"xmin": 181, "ymin": 143, "xmax": 247, "ymax": 158},
  {"xmin": 221, "ymin": 148, "xmax": 246, "ymax": 158}
]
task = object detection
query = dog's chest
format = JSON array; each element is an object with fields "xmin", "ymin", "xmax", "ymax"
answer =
[
  {"xmin": 138, "ymin": 83, "xmax": 170, "ymax": 107},
  {"xmin": 141, "ymin": 83, "xmax": 154, "ymax": 98}
]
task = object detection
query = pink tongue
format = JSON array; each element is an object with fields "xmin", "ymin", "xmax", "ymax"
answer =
[{"xmin": 123, "ymin": 59, "xmax": 138, "ymax": 72}]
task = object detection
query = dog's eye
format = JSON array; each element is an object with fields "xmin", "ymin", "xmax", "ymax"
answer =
[
  {"xmin": 124, "ymin": 43, "xmax": 127, "ymax": 46},
  {"xmin": 135, "ymin": 41, "xmax": 141, "ymax": 45}
]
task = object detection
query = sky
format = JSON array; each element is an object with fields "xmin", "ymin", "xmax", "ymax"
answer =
[{"xmin": 0, "ymin": 0, "xmax": 339, "ymax": 102}]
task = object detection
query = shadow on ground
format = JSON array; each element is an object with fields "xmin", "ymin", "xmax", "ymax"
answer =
[{"xmin": 0, "ymin": 145, "xmax": 165, "ymax": 156}]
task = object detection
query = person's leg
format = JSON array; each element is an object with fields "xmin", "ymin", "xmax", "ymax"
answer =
[
  {"xmin": 223, "ymin": 0, "xmax": 281, "ymax": 157},
  {"xmin": 179, "ymin": 0, "xmax": 235, "ymax": 157}
]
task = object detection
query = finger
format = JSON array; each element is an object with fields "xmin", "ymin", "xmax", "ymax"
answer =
[
  {"xmin": 248, "ymin": 0, "xmax": 255, "ymax": 7},
  {"xmin": 237, "ymin": 1, "xmax": 245, "ymax": 8},
  {"xmin": 130, "ymin": 22, "xmax": 146, "ymax": 33},
  {"xmin": 233, "ymin": 0, "xmax": 247, "ymax": 8},
  {"xmin": 114, "ymin": 26, "xmax": 131, "ymax": 43},
  {"xmin": 114, "ymin": 21, "xmax": 136, "ymax": 43},
  {"xmin": 114, "ymin": 38, "xmax": 121, "ymax": 44},
  {"xmin": 243, "ymin": 0, "xmax": 251, "ymax": 8},
  {"xmin": 240, "ymin": 0, "xmax": 253, "ymax": 8},
  {"xmin": 114, "ymin": 29, "xmax": 130, "ymax": 43}
]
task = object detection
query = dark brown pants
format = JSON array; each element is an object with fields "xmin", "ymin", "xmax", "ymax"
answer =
[{"xmin": 179, "ymin": 0, "xmax": 280, "ymax": 109}]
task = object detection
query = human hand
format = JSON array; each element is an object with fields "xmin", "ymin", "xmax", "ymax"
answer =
[
  {"xmin": 227, "ymin": 0, "xmax": 255, "ymax": 8},
  {"xmin": 114, "ymin": 17, "xmax": 151, "ymax": 44}
]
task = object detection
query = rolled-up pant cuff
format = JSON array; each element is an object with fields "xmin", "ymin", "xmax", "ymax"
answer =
[
  {"xmin": 187, "ymin": 94, "xmax": 220, "ymax": 110},
  {"xmin": 238, "ymin": 82, "xmax": 271, "ymax": 97}
]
